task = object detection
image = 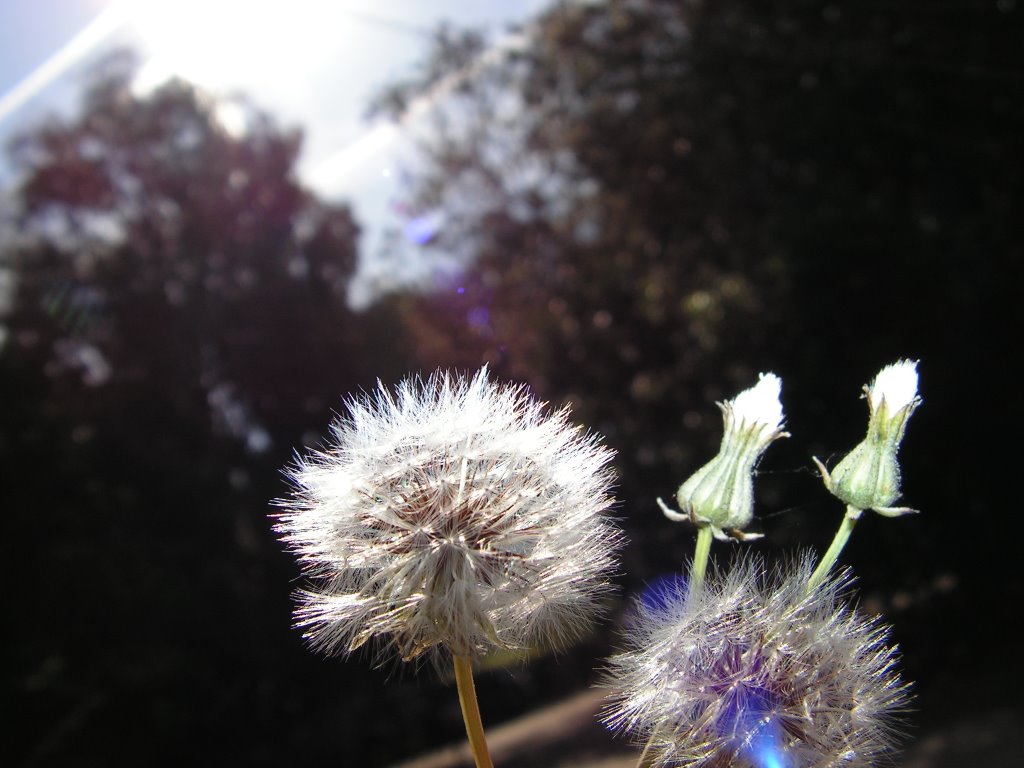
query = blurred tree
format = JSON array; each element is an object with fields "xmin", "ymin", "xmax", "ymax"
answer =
[
  {"xmin": 375, "ymin": 3, "xmax": 800, "ymax": 558},
  {"xmin": 374, "ymin": 0, "xmax": 1024, "ymax": 750},
  {"xmin": 375, "ymin": 0, "xmax": 1021, "ymax": 552},
  {"xmin": 1, "ymin": 50, "xmax": 412, "ymax": 765},
  {"xmin": 3, "ymin": 50, "xmax": 404, "ymax": 454}
]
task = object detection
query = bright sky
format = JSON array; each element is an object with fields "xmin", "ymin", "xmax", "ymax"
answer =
[
  {"xmin": 0, "ymin": 0, "xmax": 106, "ymax": 96},
  {"xmin": 0, "ymin": 0, "xmax": 551, "ymax": 306}
]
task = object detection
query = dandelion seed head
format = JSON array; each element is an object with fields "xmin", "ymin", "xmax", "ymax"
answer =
[
  {"xmin": 275, "ymin": 367, "xmax": 621, "ymax": 663},
  {"xmin": 605, "ymin": 555, "xmax": 910, "ymax": 767}
]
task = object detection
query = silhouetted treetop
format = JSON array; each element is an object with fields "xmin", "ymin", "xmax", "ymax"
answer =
[{"xmin": 2, "ymin": 50, "xmax": 403, "ymax": 460}]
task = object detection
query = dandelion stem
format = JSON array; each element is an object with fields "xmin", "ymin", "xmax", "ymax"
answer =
[
  {"xmin": 453, "ymin": 655, "xmax": 494, "ymax": 768},
  {"xmin": 689, "ymin": 524, "xmax": 714, "ymax": 596},
  {"xmin": 808, "ymin": 504, "xmax": 863, "ymax": 591}
]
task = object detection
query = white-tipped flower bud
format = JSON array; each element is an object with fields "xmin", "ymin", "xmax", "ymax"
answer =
[
  {"xmin": 821, "ymin": 360, "xmax": 921, "ymax": 515},
  {"xmin": 660, "ymin": 374, "xmax": 787, "ymax": 540}
]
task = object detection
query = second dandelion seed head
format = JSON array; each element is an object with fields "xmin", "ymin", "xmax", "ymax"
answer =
[{"xmin": 604, "ymin": 556, "xmax": 910, "ymax": 768}]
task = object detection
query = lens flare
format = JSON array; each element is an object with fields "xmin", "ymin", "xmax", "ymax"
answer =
[
  {"xmin": 740, "ymin": 709, "xmax": 788, "ymax": 768},
  {"xmin": 403, "ymin": 210, "xmax": 445, "ymax": 245}
]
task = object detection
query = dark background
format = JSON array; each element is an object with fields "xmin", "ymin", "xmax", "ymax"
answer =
[{"xmin": 3, "ymin": 1, "xmax": 1021, "ymax": 765}]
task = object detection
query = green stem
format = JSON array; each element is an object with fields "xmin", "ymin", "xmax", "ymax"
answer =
[
  {"xmin": 807, "ymin": 504, "xmax": 863, "ymax": 591},
  {"xmin": 689, "ymin": 524, "xmax": 714, "ymax": 597},
  {"xmin": 453, "ymin": 655, "xmax": 494, "ymax": 768}
]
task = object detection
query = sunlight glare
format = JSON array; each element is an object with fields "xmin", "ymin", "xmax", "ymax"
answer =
[{"xmin": 128, "ymin": 0, "xmax": 350, "ymax": 94}]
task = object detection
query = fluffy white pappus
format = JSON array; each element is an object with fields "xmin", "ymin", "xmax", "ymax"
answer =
[
  {"xmin": 729, "ymin": 372, "xmax": 785, "ymax": 435},
  {"xmin": 275, "ymin": 367, "xmax": 621, "ymax": 663},
  {"xmin": 604, "ymin": 555, "xmax": 909, "ymax": 767},
  {"xmin": 868, "ymin": 360, "xmax": 920, "ymax": 413}
]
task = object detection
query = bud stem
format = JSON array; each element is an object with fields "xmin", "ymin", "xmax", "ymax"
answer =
[
  {"xmin": 453, "ymin": 655, "xmax": 494, "ymax": 768},
  {"xmin": 689, "ymin": 525, "xmax": 714, "ymax": 596},
  {"xmin": 808, "ymin": 505, "xmax": 863, "ymax": 591}
]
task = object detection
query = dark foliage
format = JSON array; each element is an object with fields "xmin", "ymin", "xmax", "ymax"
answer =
[
  {"xmin": 2, "ymin": 51, "xmax": 415, "ymax": 766},
  {"xmin": 381, "ymin": 0, "xmax": 1023, "ymax": 759}
]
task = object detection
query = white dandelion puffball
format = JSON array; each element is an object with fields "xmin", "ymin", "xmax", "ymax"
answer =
[
  {"xmin": 276, "ymin": 368, "xmax": 621, "ymax": 662},
  {"xmin": 605, "ymin": 555, "xmax": 909, "ymax": 767}
]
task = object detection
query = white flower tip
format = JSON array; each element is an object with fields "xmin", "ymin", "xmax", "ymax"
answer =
[
  {"xmin": 870, "ymin": 360, "xmax": 919, "ymax": 411},
  {"xmin": 731, "ymin": 372, "xmax": 784, "ymax": 429}
]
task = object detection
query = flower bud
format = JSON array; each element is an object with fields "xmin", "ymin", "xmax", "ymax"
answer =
[
  {"xmin": 822, "ymin": 360, "xmax": 921, "ymax": 515},
  {"xmin": 660, "ymin": 373, "xmax": 787, "ymax": 540}
]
